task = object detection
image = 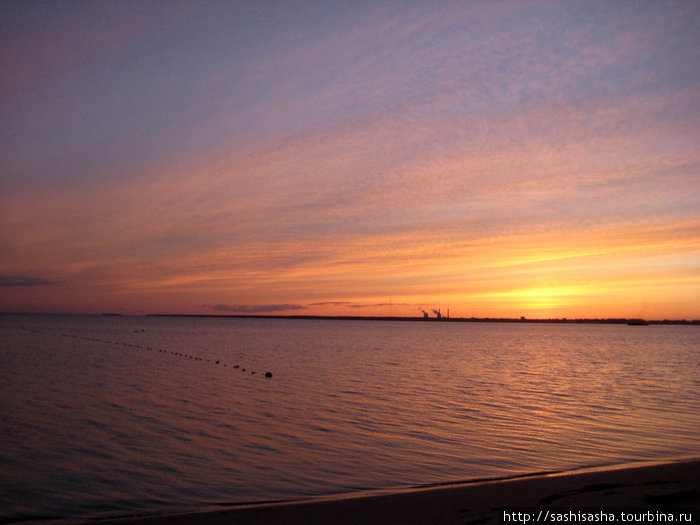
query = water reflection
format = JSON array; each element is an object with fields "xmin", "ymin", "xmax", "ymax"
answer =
[{"xmin": 0, "ymin": 316, "xmax": 698, "ymax": 522}]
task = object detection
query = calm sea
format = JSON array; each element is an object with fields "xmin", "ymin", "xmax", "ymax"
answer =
[{"xmin": 1, "ymin": 315, "xmax": 698, "ymax": 523}]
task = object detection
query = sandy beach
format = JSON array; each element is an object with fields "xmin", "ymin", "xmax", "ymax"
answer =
[{"xmin": 96, "ymin": 459, "xmax": 698, "ymax": 524}]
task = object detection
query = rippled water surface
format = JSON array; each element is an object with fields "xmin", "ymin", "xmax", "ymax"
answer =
[{"xmin": 1, "ymin": 315, "xmax": 698, "ymax": 522}]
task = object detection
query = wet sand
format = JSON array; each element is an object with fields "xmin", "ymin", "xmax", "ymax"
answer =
[{"xmin": 97, "ymin": 459, "xmax": 698, "ymax": 524}]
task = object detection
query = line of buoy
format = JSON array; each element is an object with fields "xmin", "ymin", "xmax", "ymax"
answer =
[{"xmin": 19, "ymin": 327, "xmax": 273, "ymax": 378}]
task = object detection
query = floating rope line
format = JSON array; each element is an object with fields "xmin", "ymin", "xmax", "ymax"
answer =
[{"xmin": 20, "ymin": 326, "xmax": 273, "ymax": 378}]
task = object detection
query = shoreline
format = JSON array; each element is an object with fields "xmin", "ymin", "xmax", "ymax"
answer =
[
  {"xmin": 3, "ymin": 312, "xmax": 699, "ymax": 325},
  {"xmin": 148, "ymin": 313, "xmax": 700, "ymax": 325},
  {"xmin": 93, "ymin": 458, "xmax": 699, "ymax": 524}
]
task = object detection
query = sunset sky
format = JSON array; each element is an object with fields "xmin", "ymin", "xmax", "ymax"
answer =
[{"xmin": 1, "ymin": 1, "xmax": 699, "ymax": 319}]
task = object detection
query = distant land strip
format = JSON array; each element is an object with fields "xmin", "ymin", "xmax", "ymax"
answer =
[{"xmin": 146, "ymin": 314, "xmax": 700, "ymax": 325}]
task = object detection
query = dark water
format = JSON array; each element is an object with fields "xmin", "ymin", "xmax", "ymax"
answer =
[{"xmin": 1, "ymin": 315, "xmax": 698, "ymax": 522}]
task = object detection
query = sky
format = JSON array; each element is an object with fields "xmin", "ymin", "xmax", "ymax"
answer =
[{"xmin": 1, "ymin": 1, "xmax": 699, "ymax": 319}]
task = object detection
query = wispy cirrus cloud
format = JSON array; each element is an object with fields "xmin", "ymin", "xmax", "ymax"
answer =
[
  {"xmin": 308, "ymin": 301, "xmax": 413, "ymax": 309},
  {"xmin": 0, "ymin": 2, "xmax": 697, "ymax": 317},
  {"xmin": 347, "ymin": 303, "xmax": 411, "ymax": 309},
  {"xmin": 0, "ymin": 275, "xmax": 54, "ymax": 287},
  {"xmin": 211, "ymin": 304, "xmax": 306, "ymax": 314}
]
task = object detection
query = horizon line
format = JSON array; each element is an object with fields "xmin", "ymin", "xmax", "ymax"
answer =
[{"xmin": 3, "ymin": 312, "xmax": 698, "ymax": 325}]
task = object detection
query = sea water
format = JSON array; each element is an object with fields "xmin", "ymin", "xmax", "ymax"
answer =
[{"xmin": 1, "ymin": 315, "xmax": 698, "ymax": 522}]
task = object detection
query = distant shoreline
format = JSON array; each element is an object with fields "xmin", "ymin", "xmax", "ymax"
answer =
[
  {"xmin": 2, "ymin": 312, "xmax": 697, "ymax": 325},
  {"xmin": 147, "ymin": 313, "xmax": 700, "ymax": 325}
]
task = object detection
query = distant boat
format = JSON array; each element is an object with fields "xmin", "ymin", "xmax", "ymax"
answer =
[{"xmin": 627, "ymin": 318, "xmax": 649, "ymax": 326}]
